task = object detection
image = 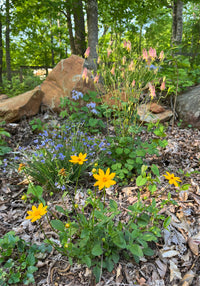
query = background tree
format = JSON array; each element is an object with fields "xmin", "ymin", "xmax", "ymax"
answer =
[
  {"xmin": 87, "ymin": 0, "xmax": 98, "ymax": 70},
  {"xmin": 5, "ymin": 0, "xmax": 11, "ymax": 82},
  {"xmin": 0, "ymin": 7, "xmax": 3, "ymax": 87}
]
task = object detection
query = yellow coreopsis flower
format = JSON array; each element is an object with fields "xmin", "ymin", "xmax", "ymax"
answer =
[
  {"xmin": 69, "ymin": 153, "xmax": 87, "ymax": 165},
  {"xmin": 26, "ymin": 203, "xmax": 48, "ymax": 222},
  {"xmin": 163, "ymin": 172, "xmax": 182, "ymax": 187},
  {"xmin": 93, "ymin": 168, "xmax": 116, "ymax": 190}
]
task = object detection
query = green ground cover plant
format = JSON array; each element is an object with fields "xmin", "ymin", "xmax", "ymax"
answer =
[
  {"xmin": 0, "ymin": 231, "xmax": 52, "ymax": 285},
  {"xmin": 0, "ymin": 122, "xmax": 12, "ymax": 162}
]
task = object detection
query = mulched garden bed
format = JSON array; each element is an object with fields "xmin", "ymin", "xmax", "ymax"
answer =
[{"xmin": 0, "ymin": 112, "xmax": 200, "ymax": 286}]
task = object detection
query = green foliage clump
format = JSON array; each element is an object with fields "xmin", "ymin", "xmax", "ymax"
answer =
[
  {"xmin": 60, "ymin": 90, "xmax": 106, "ymax": 134},
  {"xmin": 0, "ymin": 231, "xmax": 52, "ymax": 285},
  {"xmin": 0, "ymin": 121, "xmax": 12, "ymax": 161},
  {"xmin": 17, "ymin": 121, "xmax": 109, "ymax": 194},
  {"xmin": 1, "ymin": 74, "xmax": 43, "ymax": 97}
]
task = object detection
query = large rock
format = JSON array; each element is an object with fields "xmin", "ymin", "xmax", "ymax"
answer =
[
  {"xmin": 176, "ymin": 85, "xmax": 200, "ymax": 128},
  {"xmin": 137, "ymin": 103, "xmax": 173, "ymax": 123},
  {"xmin": 0, "ymin": 87, "xmax": 44, "ymax": 123},
  {"xmin": 41, "ymin": 55, "xmax": 96, "ymax": 110}
]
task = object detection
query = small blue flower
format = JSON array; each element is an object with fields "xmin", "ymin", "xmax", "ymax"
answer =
[
  {"xmin": 55, "ymin": 144, "xmax": 63, "ymax": 150},
  {"xmin": 99, "ymin": 142, "xmax": 104, "ymax": 148},
  {"xmin": 41, "ymin": 159, "xmax": 45, "ymax": 163},
  {"xmin": 91, "ymin": 109, "xmax": 99, "ymax": 115},
  {"xmin": 34, "ymin": 139, "xmax": 38, "ymax": 143},
  {"xmin": 72, "ymin": 90, "xmax": 83, "ymax": 100},
  {"xmin": 58, "ymin": 153, "xmax": 65, "ymax": 160},
  {"xmin": 86, "ymin": 102, "xmax": 96, "ymax": 109}
]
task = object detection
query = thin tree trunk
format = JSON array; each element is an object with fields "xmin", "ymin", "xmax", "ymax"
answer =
[
  {"xmin": 87, "ymin": 0, "xmax": 98, "ymax": 70},
  {"xmin": 0, "ymin": 11, "xmax": 3, "ymax": 87},
  {"xmin": 65, "ymin": 1, "xmax": 76, "ymax": 54},
  {"xmin": 50, "ymin": 18, "xmax": 55, "ymax": 66},
  {"xmin": 6, "ymin": 0, "xmax": 12, "ymax": 82},
  {"xmin": 171, "ymin": 0, "xmax": 183, "ymax": 46},
  {"xmin": 73, "ymin": 0, "xmax": 86, "ymax": 57}
]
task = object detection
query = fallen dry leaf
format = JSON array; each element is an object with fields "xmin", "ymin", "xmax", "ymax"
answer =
[
  {"xmin": 179, "ymin": 270, "xmax": 195, "ymax": 286},
  {"xmin": 169, "ymin": 260, "xmax": 182, "ymax": 282}
]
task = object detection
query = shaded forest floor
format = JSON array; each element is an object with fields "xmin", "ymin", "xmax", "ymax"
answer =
[{"xmin": 0, "ymin": 112, "xmax": 200, "ymax": 286}]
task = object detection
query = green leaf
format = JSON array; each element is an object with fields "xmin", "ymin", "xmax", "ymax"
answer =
[
  {"xmin": 55, "ymin": 206, "xmax": 66, "ymax": 215},
  {"xmin": 128, "ymin": 244, "xmax": 143, "ymax": 257},
  {"xmin": 151, "ymin": 164, "xmax": 160, "ymax": 177},
  {"xmin": 89, "ymin": 118, "xmax": 98, "ymax": 127},
  {"xmin": 105, "ymin": 258, "xmax": 114, "ymax": 272},
  {"xmin": 111, "ymin": 252, "xmax": 119, "ymax": 264},
  {"xmin": 82, "ymin": 256, "xmax": 91, "ymax": 268},
  {"xmin": 112, "ymin": 232, "xmax": 126, "ymax": 248},
  {"xmin": 142, "ymin": 233, "xmax": 157, "ymax": 241},
  {"xmin": 109, "ymin": 199, "xmax": 118, "ymax": 210},
  {"xmin": 136, "ymin": 175, "xmax": 147, "ymax": 186},
  {"xmin": 143, "ymin": 247, "xmax": 154, "ymax": 256},
  {"xmin": 116, "ymin": 147, "xmax": 123, "ymax": 155},
  {"xmin": 8, "ymin": 272, "xmax": 21, "ymax": 284},
  {"xmin": 181, "ymin": 184, "xmax": 190, "ymax": 191},
  {"xmin": 50, "ymin": 220, "xmax": 65, "ymax": 231},
  {"xmin": 93, "ymin": 265, "xmax": 101, "ymax": 283},
  {"xmin": 27, "ymin": 265, "xmax": 38, "ymax": 273},
  {"xmin": 136, "ymin": 149, "xmax": 146, "ymax": 156},
  {"xmin": 27, "ymin": 184, "xmax": 43, "ymax": 198},
  {"xmin": 148, "ymin": 184, "xmax": 157, "ymax": 193},
  {"xmin": 26, "ymin": 252, "xmax": 35, "ymax": 266},
  {"xmin": 92, "ymin": 243, "xmax": 103, "ymax": 256},
  {"xmin": 124, "ymin": 148, "xmax": 130, "ymax": 154},
  {"xmin": 163, "ymin": 216, "xmax": 171, "ymax": 229}
]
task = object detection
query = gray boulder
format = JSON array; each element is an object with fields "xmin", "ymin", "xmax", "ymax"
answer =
[{"xmin": 176, "ymin": 85, "xmax": 200, "ymax": 129}]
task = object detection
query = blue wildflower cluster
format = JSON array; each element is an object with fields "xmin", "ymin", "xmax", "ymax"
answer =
[
  {"xmin": 71, "ymin": 90, "xmax": 84, "ymax": 101},
  {"xmin": 12, "ymin": 122, "xmax": 112, "ymax": 192},
  {"xmin": 86, "ymin": 102, "xmax": 99, "ymax": 115}
]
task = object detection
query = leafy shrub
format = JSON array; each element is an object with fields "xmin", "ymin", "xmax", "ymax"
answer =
[{"xmin": 1, "ymin": 74, "xmax": 43, "ymax": 97}]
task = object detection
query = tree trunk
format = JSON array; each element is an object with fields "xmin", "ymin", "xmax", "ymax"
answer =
[
  {"xmin": 6, "ymin": 0, "xmax": 12, "ymax": 83},
  {"xmin": 65, "ymin": 1, "xmax": 76, "ymax": 54},
  {"xmin": 50, "ymin": 18, "xmax": 55, "ymax": 66},
  {"xmin": 73, "ymin": 0, "xmax": 86, "ymax": 57},
  {"xmin": 171, "ymin": 0, "xmax": 183, "ymax": 46},
  {"xmin": 86, "ymin": 0, "xmax": 98, "ymax": 71},
  {"xmin": 0, "ymin": 10, "xmax": 3, "ymax": 87}
]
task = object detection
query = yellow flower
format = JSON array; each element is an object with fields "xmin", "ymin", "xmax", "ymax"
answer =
[
  {"xmin": 163, "ymin": 172, "xmax": 182, "ymax": 187},
  {"xmin": 26, "ymin": 203, "xmax": 48, "ymax": 222},
  {"xmin": 69, "ymin": 153, "xmax": 87, "ymax": 165},
  {"xmin": 18, "ymin": 163, "xmax": 25, "ymax": 172},
  {"xmin": 92, "ymin": 168, "xmax": 97, "ymax": 174},
  {"xmin": 21, "ymin": 194, "xmax": 27, "ymax": 201},
  {"xmin": 58, "ymin": 168, "xmax": 66, "ymax": 176},
  {"xmin": 65, "ymin": 223, "xmax": 70, "ymax": 228},
  {"xmin": 93, "ymin": 168, "xmax": 116, "ymax": 190}
]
